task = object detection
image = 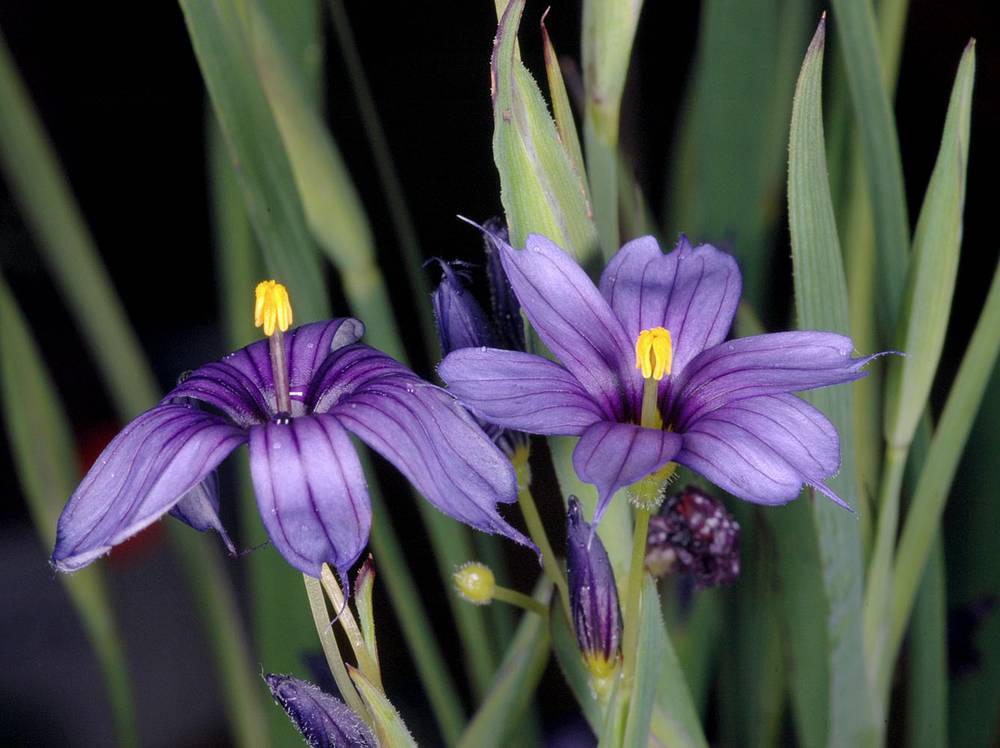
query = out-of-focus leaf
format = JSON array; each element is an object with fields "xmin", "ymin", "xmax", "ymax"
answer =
[
  {"xmin": 771, "ymin": 500, "xmax": 829, "ymax": 748},
  {"xmin": 718, "ymin": 510, "xmax": 784, "ymax": 748},
  {"xmin": 458, "ymin": 582, "xmax": 551, "ymax": 748},
  {"xmin": 787, "ymin": 19, "xmax": 877, "ymax": 745},
  {"xmin": 664, "ymin": 581, "xmax": 722, "ymax": 718},
  {"xmin": 350, "ymin": 667, "xmax": 418, "ymax": 748},
  {"xmin": 492, "ymin": 0, "xmax": 599, "ymax": 261},
  {"xmin": 946, "ymin": 365, "xmax": 1000, "ymax": 748},
  {"xmin": 0, "ymin": 275, "xmax": 137, "ymax": 748},
  {"xmin": 581, "ymin": 0, "xmax": 643, "ymax": 256},
  {"xmin": 327, "ymin": 0, "xmax": 437, "ymax": 352},
  {"xmin": 0, "ymin": 31, "xmax": 157, "ymax": 417},
  {"xmin": 883, "ymin": 41, "xmax": 975, "ymax": 449},
  {"xmin": 666, "ymin": 0, "xmax": 807, "ymax": 312},
  {"xmin": 829, "ymin": 0, "xmax": 910, "ymax": 340},
  {"xmin": 0, "ymin": 30, "xmax": 268, "ymax": 747},
  {"xmin": 246, "ymin": 0, "xmax": 403, "ymax": 361},
  {"xmin": 179, "ymin": 0, "xmax": 328, "ymax": 321},
  {"xmin": 907, "ymin": 537, "xmax": 947, "ymax": 748},
  {"xmin": 888, "ymin": 255, "xmax": 1000, "ymax": 693}
]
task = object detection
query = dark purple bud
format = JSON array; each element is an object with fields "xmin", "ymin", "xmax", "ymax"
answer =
[
  {"xmin": 645, "ymin": 485, "xmax": 740, "ymax": 588},
  {"xmin": 482, "ymin": 218, "xmax": 525, "ymax": 352},
  {"xmin": 265, "ymin": 674, "xmax": 376, "ymax": 748},
  {"xmin": 431, "ymin": 260, "xmax": 496, "ymax": 356},
  {"xmin": 566, "ymin": 497, "xmax": 621, "ymax": 697}
]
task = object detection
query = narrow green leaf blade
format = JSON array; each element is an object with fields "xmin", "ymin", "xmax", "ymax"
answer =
[
  {"xmin": 906, "ymin": 536, "xmax": 947, "ymax": 748},
  {"xmin": 787, "ymin": 19, "xmax": 878, "ymax": 746},
  {"xmin": 457, "ymin": 584, "xmax": 551, "ymax": 748},
  {"xmin": 492, "ymin": 0, "xmax": 599, "ymax": 261},
  {"xmin": 829, "ymin": 0, "xmax": 910, "ymax": 339},
  {"xmin": 581, "ymin": 0, "xmax": 643, "ymax": 256},
  {"xmin": 622, "ymin": 577, "xmax": 664, "ymax": 747},
  {"xmin": 551, "ymin": 602, "xmax": 603, "ymax": 734},
  {"xmin": 946, "ymin": 367, "xmax": 1000, "ymax": 748},
  {"xmin": 888, "ymin": 255, "xmax": 1000, "ymax": 689},
  {"xmin": 884, "ymin": 41, "xmax": 975, "ymax": 449},
  {"xmin": 0, "ymin": 275, "xmax": 138, "ymax": 748},
  {"xmin": 541, "ymin": 13, "xmax": 587, "ymax": 193},
  {"xmin": 0, "ymin": 30, "xmax": 157, "ymax": 415},
  {"xmin": 179, "ymin": 0, "xmax": 328, "ymax": 320}
]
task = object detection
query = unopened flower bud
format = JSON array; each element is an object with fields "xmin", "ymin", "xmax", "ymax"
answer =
[
  {"xmin": 453, "ymin": 561, "xmax": 496, "ymax": 605},
  {"xmin": 265, "ymin": 673, "xmax": 376, "ymax": 748},
  {"xmin": 645, "ymin": 485, "xmax": 740, "ymax": 588},
  {"xmin": 566, "ymin": 497, "xmax": 622, "ymax": 700}
]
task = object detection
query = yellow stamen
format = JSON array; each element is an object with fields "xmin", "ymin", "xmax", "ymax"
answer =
[
  {"xmin": 254, "ymin": 280, "xmax": 293, "ymax": 337},
  {"xmin": 634, "ymin": 327, "xmax": 673, "ymax": 381}
]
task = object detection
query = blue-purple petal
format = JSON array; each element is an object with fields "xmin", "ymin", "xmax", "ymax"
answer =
[
  {"xmin": 438, "ymin": 348, "xmax": 605, "ymax": 434},
  {"xmin": 329, "ymin": 353, "xmax": 535, "ymax": 552},
  {"xmin": 672, "ymin": 331, "xmax": 879, "ymax": 428},
  {"xmin": 248, "ymin": 414, "xmax": 371, "ymax": 578},
  {"xmin": 599, "ymin": 235, "xmax": 741, "ymax": 378},
  {"xmin": 52, "ymin": 404, "xmax": 247, "ymax": 572},
  {"xmin": 265, "ymin": 674, "xmax": 377, "ymax": 748},
  {"xmin": 169, "ymin": 471, "xmax": 236, "ymax": 555},
  {"xmin": 573, "ymin": 422, "xmax": 682, "ymax": 526},
  {"xmin": 676, "ymin": 393, "xmax": 848, "ymax": 507},
  {"xmin": 499, "ymin": 233, "xmax": 636, "ymax": 420},
  {"xmin": 169, "ymin": 319, "xmax": 365, "ymax": 423}
]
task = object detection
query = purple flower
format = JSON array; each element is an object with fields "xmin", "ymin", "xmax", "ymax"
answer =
[
  {"xmin": 645, "ymin": 485, "xmax": 741, "ymax": 588},
  {"xmin": 52, "ymin": 315, "xmax": 532, "ymax": 578},
  {"xmin": 440, "ymin": 233, "xmax": 882, "ymax": 525},
  {"xmin": 265, "ymin": 673, "xmax": 377, "ymax": 748},
  {"xmin": 566, "ymin": 497, "xmax": 621, "ymax": 698}
]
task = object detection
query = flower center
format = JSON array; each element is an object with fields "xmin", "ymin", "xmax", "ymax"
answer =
[
  {"xmin": 634, "ymin": 326, "xmax": 673, "ymax": 381},
  {"xmin": 635, "ymin": 327, "xmax": 672, "ymax": 430},
  {"xmin": 255, "ymin": 280, "xmax": 294, "ymax": 417}
]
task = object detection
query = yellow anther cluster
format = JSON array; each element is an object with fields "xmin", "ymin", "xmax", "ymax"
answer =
[
  {"xmin": 635, "ymin": 327, "xmax": 673, "ymax": 381},
  {"xmin": 453, "ymin": 561, "xmax": 495, "ymax": 605},
  {"xmin": 254, "ymin": 280, "xmax": 293, "ymax": 336}
]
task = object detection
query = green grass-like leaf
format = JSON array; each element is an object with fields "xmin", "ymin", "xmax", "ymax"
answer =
[
  {"xmin": 492, "ymin": 0, "xmax": 599, "ymax": 261},
  {"xmin": 829, "ymin": 0, "xmax": 910, "ymax": 340},
  {"xmin": 179, "ymin": 0, "xmax": 329, "ymax": 320},
  {"xmin": 787, "ymin": 19, "xmax": 878, "ymax": 746},
  {"xmin": 458, "ymin": 585, "xmax": 551, "ymax": 748}
]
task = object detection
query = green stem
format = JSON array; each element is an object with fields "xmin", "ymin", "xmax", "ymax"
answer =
[
  {"xmin": 517, "ymin": 485, "xmax": 570, "ymax": 619},
  {"xmin": 367, "ymin": 488, "xmax": 465, "ymax": 744},
  {"xmin": 303, "ymin": 575, "xmax": 370, "ymax": 724},
  {"xmin": 493, "ymin": 586, "xmax": 548, "ymax": 617},
  {"xmin": 620, "ymin": 508, "xmax": 652, "ymax": 689},
  {"xmin": 862, "ymin": 441, "xmax": 907, "ymax": 701},
  {"xmin": 319, "ymin": 566, "xmax": 383, "ymax": 690}
]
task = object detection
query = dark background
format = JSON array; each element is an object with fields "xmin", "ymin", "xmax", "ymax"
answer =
[{"xmin": 0, "ymin": 1, "xmax": 996, "ymax": 745}]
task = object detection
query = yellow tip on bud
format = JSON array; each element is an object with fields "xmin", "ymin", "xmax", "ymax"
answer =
[
  {"xmin": 254, "ymin": 280, "xmax": 293, "ymax": 336},
  {"xmin": 584, "ymin": 653, "xmax": 620, "ymax": 701},
  {"xmin": 453, "ymin": 562, "xmax": 495, "ymax": 605},
  {"xmin": 635, "ymin": 327, "xmax": 673, "ymax": 381}
]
